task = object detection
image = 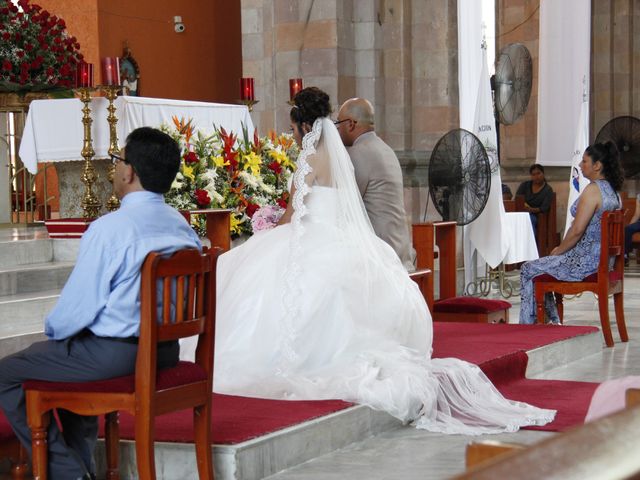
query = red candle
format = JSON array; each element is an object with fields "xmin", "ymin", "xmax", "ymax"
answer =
[
  {"xmin": 240, "ymin": 77, "xmax": 254, "ymax": 101},
  {"xmin": 76, "ymin": 61, "xmax": 94, "ymax": 88},
  {"xmin": 101, "ymin": 57, "xmax": 120, "ymax": 86},
  {"xmin": 289, "ymin": 78, "xmax": 303, "ymax": 100}
]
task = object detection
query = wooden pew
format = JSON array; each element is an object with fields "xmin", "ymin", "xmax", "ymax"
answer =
[{"xmin": 455, "ymin": 401, "xmax": 640, "ymax": 479}]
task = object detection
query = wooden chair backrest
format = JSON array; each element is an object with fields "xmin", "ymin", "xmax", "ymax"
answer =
[
  {"xmin": 598, "ymin": 210, "xmax": 624, "ymax": 281},
  {"xmin": 452, "ymin": 402, "xmax": 640, "ymax": 479},
  {"xmin": 621, "ymin": 196, "xmax": 636, "ymax": 226},
  {"xmin": 136, "ymin": 248, "xmax": 219, "ymax": 399}
]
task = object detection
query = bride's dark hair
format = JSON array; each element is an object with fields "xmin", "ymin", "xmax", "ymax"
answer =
[{"xmin": 290, "ymin": 87, "xmax": 332, "ymax": 127}]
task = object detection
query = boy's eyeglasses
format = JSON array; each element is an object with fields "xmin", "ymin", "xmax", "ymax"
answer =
[{"xmin": 110, "ymin": 153, "xmax": 126, "ymax": 165}]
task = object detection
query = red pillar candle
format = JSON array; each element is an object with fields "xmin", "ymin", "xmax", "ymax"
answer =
[
  {"xmin": 101, "ymin": 57, "xmax": 120, "ymax": 86},
  {"xmin": 239, "ymin": 77, "xmax": 254, "ymax": 101},
  {"xmin": 76, "ymin": 61, "xmax": 94, "ymax": 88},
  {"xmin": 289, "ymin": 78, "xmax": 303, "ymax": 100}
]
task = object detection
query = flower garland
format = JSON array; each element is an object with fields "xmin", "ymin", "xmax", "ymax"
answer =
[{"xmin": 163, "ymin": 116, "xmax": 298, "ymax": 237}]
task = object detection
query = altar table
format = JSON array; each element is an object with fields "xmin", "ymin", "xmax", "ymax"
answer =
[
  {"xmin": 19, "ymin": 96, "xmax": 254, "ymax": 174},
  {"xmin": 503, "ymin": 211, "xmax": 539, "ymax": 264}
]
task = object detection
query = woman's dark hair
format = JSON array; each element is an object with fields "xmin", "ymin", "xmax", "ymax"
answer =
[
  {"xmin": 584, "ymin": 141, "xmax": 625, "ymax": 191},
  {"xmin": 289, "ymin": 87, "xmax": 332, "ymax": 127},
  {"xmin": 124, "ymin": 127, "xmax": 181, "ymax": 194},
  {"xmin": 529, "ymin": 163, "xmax": 545, "ymax": 175}
]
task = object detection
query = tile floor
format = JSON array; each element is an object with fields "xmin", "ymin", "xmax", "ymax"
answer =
[{"xmin": 267, "ymin": 271, "xmax": 640, "ymax": 480}]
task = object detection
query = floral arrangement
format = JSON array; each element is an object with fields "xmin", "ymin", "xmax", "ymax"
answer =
[
  {"xmin": 0, "ymin": 0, "xmax": 83, "ymax": 92},
  {"xmin": 163, "ymin": 116, "xmax": 298, "ymax": 237}
]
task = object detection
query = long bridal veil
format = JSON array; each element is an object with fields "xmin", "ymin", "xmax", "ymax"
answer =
[{"xmin": 181, "ymin": 116, "xmax": 555, "ymax": 435}]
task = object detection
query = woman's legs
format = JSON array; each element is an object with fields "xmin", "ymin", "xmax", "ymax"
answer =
[{"xmin": 519, "ymin": 259, "xmax": 560, "ymax": 324}]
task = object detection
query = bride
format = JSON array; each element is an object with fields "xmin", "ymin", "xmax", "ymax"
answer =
[{"xmin": 181, "ymin": 87, "xmax": 554, "ymax": 434}]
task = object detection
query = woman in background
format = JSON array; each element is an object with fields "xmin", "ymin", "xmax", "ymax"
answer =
[{"xmin": 516, "ymin": 163, "xmax": 555, "ymax": 234}]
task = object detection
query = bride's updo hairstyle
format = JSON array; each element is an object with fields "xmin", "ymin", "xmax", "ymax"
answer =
[
  {"xmin": 290, "ymin": 87, "xmax": 332, "ymax": 128},
  {"xmin": 585, "ymin": 141, "xmax": 625, "ymax": 192}
]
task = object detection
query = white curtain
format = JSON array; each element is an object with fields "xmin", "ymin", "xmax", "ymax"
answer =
[{"xmin": 536, "ymin": 0, "xmax": 591, "ymax": 166}]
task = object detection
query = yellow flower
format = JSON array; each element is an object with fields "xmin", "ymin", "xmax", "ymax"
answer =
[
  {"xmin": 230, "ymin": 213, "xmax": 244, "ymax": 235},
  {"xmin": 212, "ymin": 155, "xmax": 228, "ymax": 168},
  {"xmin": 270, "ymin": 149, "xmax": 293, "ymax": 168},
  {"xmin": 243, "ymin": 151, "xmax": 262, "ymax": 176},
  {"xmin": 182, "ymin": 164, "xmax": 195, "ymax": 182}
]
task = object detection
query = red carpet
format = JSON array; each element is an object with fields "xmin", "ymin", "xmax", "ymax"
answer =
[
  {"xmin": 432, "ymin": 323, "xmax": 600, "ymax": 431},
  {"xmin": 100, "ymin": 323, "xmax": 599, "ymax": 443}
]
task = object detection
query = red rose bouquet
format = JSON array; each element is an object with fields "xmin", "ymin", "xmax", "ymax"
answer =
[{"xmin": 0, "ymin": 0, "xmax": 83, "ymax": 92}]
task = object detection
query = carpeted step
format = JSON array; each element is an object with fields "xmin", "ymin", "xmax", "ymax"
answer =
[{"xmin": 100, "ymin": 395, "xmax": 352, "ymax": 444}]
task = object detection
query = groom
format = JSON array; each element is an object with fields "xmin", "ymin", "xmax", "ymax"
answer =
[{"xmin": 336, "ymin": 98, "xmax": 415, "ymax": 270}]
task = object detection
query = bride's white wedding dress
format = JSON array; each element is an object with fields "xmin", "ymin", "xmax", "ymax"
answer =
[{"xmin": 181, "ymin": 118, "xmax": 555, "ymax": 434}]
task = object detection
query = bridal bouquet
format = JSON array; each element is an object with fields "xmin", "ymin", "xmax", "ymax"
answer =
[
  {"xmin": 163, "ymin": 116, "xmax": 298, "ymax": 237},
  {"xmin": 0, "ymin": 0, "xmax": 83, "ymax": 92}
]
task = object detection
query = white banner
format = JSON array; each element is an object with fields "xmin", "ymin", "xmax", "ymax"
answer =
[
  {"xmin": 536, "ymin": 0, "xmax": 591, "ymax": 166},
  {"xmin": 564, "ymin": 92, "xmax": 590, "ymax": 235},
  {"xmin": 465, "ymin": 45, "xmax": 508, "ymax": 272}
]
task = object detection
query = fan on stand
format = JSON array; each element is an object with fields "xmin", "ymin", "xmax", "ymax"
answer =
[
  {"xmin": 493, "ymin": 43, "xmax": 533, "ymax": 126},
  {"xmin": 428, "ymin": 129, "xmax": 491, "ymax": 225},
  {"xmin": 594, "ymin": 116, "xmax": 640, "ymax": 178}
]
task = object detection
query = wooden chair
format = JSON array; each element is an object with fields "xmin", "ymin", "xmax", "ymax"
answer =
[
  {"xmin": 533, "ymin": 210, "xmax": 628, "ymax": 347},
  {"xmin": 24, "ymin": 248, "xmax": 220, "ymax": 479},
  {"xmin": 621, "ymin": 193, "xmax": 640, "ymax": 264},
  {"xmin": 0, "ymin": 412, "xmax": 28, "ymax": 480},
  {"xmin": 412, "ymin": 222, "xmax": 511, "ymax": 323}
]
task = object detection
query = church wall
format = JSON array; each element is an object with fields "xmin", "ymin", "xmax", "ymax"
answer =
[
  {"xmin": 37, "ymin": 0, "xmax": 242, "ymax": 103},
  {"xmin": 35, "ymin": 0, "xmax": 101, "ymax": 66},
  {"xmin": 240, "ymin": 1, "xmax": 639, "ymax": 229},
  {"xmin": 96, "ymin": 0, "xmax": 242, "ymax": 103}
]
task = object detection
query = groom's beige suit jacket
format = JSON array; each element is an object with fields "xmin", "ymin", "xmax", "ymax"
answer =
[{"xmin": 347, "ymin": 131, "xmax": 415, "ymax": 269}]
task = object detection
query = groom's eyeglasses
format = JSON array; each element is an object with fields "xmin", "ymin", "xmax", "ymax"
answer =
[{"xmin": 334, "ymin": 118, "xmax": 353, "ymax": 126}]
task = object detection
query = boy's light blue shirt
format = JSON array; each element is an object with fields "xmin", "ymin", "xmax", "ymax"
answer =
[{"xmin": 44, "ymin": 191, "xmax": 202, "ymax": 340}]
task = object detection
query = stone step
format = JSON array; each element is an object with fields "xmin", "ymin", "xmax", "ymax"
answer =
[
  {"xmin": 0, "ymin": 290, "xmax": 59, "ymax": 339},
  {"xmin": 0, "ymin": 261, "xmax": 74, "ymax": 297},
  {"xmin": 0, "ymin": 238, "xmax": 53, "ymax": 268}
]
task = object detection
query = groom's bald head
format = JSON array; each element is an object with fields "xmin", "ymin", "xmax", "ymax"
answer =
[{"xmin": 337, "ymin": 98, "xmax": 375, "ymax": 146}]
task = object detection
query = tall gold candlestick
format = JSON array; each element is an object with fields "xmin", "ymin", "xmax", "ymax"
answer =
[
  {"xmin": 101, "ymin": 85, "xmax": 121, "ymax": 211},
  {"xmin": 76, "ymin": 87, "xmax": 102, "ymax": 218}
]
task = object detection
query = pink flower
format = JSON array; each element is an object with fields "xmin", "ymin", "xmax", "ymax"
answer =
[{"xmin": 250, "ymin": 205, "xmax": 285, "ymax": 232}]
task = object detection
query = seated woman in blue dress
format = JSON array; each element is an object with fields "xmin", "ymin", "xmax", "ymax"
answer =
[
  {"xmin": 516, "ymin": 164, "xmax": 554, "ymax": 234},
  {"xmin": 519, "ymin": 142, "xmax": 624, "ymax": 324}
]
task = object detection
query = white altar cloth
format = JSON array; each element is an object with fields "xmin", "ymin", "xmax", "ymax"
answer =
[
  {"xmin": 19, "ymin": 96, "xmax": 254, "ymax": 174},
  {"xmin": 502, "ymin": 212, "xmax": 539, "ymax": 264}
]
